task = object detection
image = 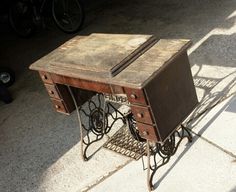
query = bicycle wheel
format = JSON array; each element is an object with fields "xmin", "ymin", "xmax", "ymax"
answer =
[
  {"xmin": 52, "ymin": 0, "xmax": 84, "ymax": 33},
  {"xmin": 0, "ymin": 67, "xmax": 15, "ymax": 87},
  {"xmin": 9, "ymin": 0, "xmax": 35, "ymax": 37}
]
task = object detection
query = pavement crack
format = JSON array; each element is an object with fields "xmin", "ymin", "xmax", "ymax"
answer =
[
  {"xmin": 190, "ymin": 129, "xmax": 236, "ymax": 159},
  {"xmin": 80, "ymin": 159, "xmax": 133, "ymax": 192}
]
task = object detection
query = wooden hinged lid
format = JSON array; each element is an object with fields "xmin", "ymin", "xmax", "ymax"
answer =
[{"xmin": 31, "ymin": 33, "xmax": 157, "ymax": 77}]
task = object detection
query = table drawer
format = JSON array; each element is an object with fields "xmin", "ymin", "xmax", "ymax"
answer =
[
  {"xmin": 44, "ymin": 84, "xmax": 60, "ymax": 99},
  {"xmin": 131, "ymin": 105, "xmax": 153, "ymax": 125},
  {"xmin": 39, "ymin": 71, "xmax": 53, "ymax": 84},
  {"xmin": 124, "ymin": 88, "xmax": 147, "ymax": 105},
  {"xmin": 51, "ymin": 99, "xmax": 69, "ymax": 114},
  {"xmin": 136, "ymin": 122, "xmax": 159, "ymax": 142}
]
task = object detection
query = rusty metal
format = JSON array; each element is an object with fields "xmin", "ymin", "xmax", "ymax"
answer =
[
  {"xmin": 103, "ymin": 124, "xmax": 146, "ymax": 160},
  {"xmin": 146, "ymin": 125, "xmax": 192, "ymax": 190},
  {"xmin": 77, "ymin": 93, "xmax": 127, "ymax": 160}
]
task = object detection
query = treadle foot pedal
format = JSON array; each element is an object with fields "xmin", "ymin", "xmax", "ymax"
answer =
[{"xmin": 103, "ymin": 125, "xmax": 146, "ymax": 160}]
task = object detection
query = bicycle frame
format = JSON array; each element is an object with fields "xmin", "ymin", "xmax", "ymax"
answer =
[{"xmin": 9, "ymin": 0, "xmax": 84, "ymax": 36}]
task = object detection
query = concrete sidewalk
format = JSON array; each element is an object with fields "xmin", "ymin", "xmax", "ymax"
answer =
[
  {"xmin": 88, "ymin": 95, "xmax": 236, "ymax": 192},
  {"xmin": 1, "ymin": 0, "xmax": 236, "ymax": 192}
]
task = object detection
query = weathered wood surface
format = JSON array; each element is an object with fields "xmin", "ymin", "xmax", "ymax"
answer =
[
  {"xmin": 30, "ymin": 33, "xmax": 153, "ymax": 76},
  {"xmin": 112, "ymin": 39, "xmax": 192, "ymax": 88},
  {"xmin": 30, "ymin": 34, "xmax": 191, "ymax": 89}
]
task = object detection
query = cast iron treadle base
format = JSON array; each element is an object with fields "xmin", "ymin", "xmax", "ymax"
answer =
[
  {"xmin": 79, "ymin": 94, "xmax": 126, "ymax": 161},
  {"xmin": 103, "ymin": 125, "xmax": 146, "ymax": 160},
  {"xmin": 147, "ymin": 125, "xmax": 192, "ymax": 191}
]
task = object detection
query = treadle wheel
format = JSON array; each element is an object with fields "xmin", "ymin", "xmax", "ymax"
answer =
[{"xmin": 89, "ymin": 108, "xmax": 108, "ymax": 135}]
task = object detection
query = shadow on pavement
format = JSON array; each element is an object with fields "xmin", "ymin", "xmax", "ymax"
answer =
[{"xmin": 0, "ymin": 0, "xmax": 236, "ymax": 191}]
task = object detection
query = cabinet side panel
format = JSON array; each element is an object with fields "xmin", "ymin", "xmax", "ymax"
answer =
[{"xmin": 145, "ymin": 52, "xmax": 198, "ymax": 141}]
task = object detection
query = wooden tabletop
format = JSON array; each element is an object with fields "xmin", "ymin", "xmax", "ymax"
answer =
[
  {"xmin": 29, "ymin": 33, "xmax": 191, "ymax": 89},
  {"xmin": 112, "ymin": 39, "xmax": 192, "ymax": 88}
]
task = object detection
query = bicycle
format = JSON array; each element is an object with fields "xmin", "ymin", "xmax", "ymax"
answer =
[
  {"xmin": 0, "ymin": 67, "xmax": 15, "ymax": 88},
  {"xmin": 0, "ymin": 67, "xmax": 15, "ymax": 104},
  {"xmin": 9, "ymin": 0, "xmax": 85, "ymax": 37}
]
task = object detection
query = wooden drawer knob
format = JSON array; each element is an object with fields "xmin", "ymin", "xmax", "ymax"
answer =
[
  {"xmin": 143, "ymin": 131, "xmax": 149, "ymax": 136},
  {"xmin": 42, "ymin": 75, "xmax": 48, "ymax": 80},
  {"xmin": 137, "ymin": 113, "xmax": 143, "ymax": 118},
  {"xmin": 130, "ymin": 94, "xmax": 137, "ymax": 99},
  {"xmin": 55, "ymin": 105, "xmax": 60, "ymax": 109}
]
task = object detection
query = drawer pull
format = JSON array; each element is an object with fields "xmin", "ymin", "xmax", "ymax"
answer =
[
  {"xmin": 51, "ymin": 98, "xmax": 71, "ymax": 114},
  {"xmin": 44, "ymin": 84, "xmax": 61, "ymax": 99},
  {"xmin": 55, "ymin": 105, "xmax": 60, "ymax": 109},
  {"xmin": 143, "ymin": 131, "xmax": 149, "ymax": 136},
  {"xmin": 137, "ymin": 113, "xmax": 143, "ymax": 118},
  {"xmin": 42, "ymin": 75, "xmax": 48, "ymax": 80},
  {"xmin": 131, "ymin": 105, "xmax": 153, "ymax": 124},
  {"xmin": 39, "ymin": 72, "xmax": 53, "ymax": 84},
  {"xmin": 125, "ymin": 88, "xmax": 147, "ymax": 105},
  {"xmin": 130, "ymin": 94, "xmax": 137, "ymax": 99}
]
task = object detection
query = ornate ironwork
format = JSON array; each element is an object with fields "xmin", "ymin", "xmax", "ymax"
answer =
[
  {"xmin": 147, "ymin": 125, "xmax": 192, "ymax": 191},
  {"xmin": 79, "ymin": 93, "xmax": 126, "ymax": 160},
  {"xmin": 68, "ymin": 86, "xmax": 193, "ymax": 191},
  {"xmin": 103, "ymin": 124, "xmax": 146, "ymax": 160}
]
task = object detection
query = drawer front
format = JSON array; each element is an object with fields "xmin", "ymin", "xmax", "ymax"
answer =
[
  {"xmin": 50, "ymin": 73, "xmax": 65, "ymax": 84},
  {"xmin": 63, "ymin": 76, "xmax": 112, "ymax": 94},
  {"xmin": 51, "ymin": 99, "xmax": 68, "ymax": 114},
  {"xmin": 110, "ymin": 85, "xmax": 125, "ymax": 94},
  {"xmin": 131, "ymin": 105, "xmax": 153, "ymax": 125},
  {"xmin": 124, "ymin": 88, "xmax": 147, "ymax": 105},
  {"xmin": 136, "ymin": 122, "xmax": 159, "ymax": 142},
  {"xmin": 39, "ymin": 71, "xmax": 53, "ymax": 84},
  {"xmin": 45, "ymin": 84, "xmax": 60, "ymax": 99}
]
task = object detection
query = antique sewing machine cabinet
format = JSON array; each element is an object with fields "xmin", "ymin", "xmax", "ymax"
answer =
[
  {"xmin": 30, "ymin": 33, "xmax": 197, "ymax": 143},
  {"xmin": 30, "ymin": 33, "xmax": 198, "ymax": 190}
]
